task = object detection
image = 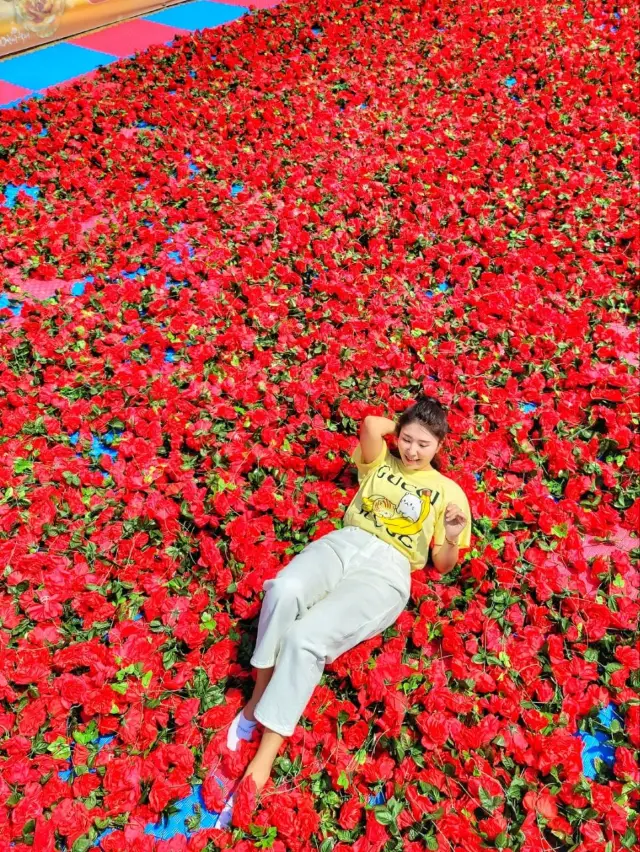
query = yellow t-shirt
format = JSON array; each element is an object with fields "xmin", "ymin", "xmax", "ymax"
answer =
[{"xmin": 343, "ymin": 442, "xmax": 472, "ymax": 571}]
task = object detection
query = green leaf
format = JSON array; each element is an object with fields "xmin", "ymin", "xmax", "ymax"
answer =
[
  {"xmin": 337, "ymin": 771, "xmax": 349, "ymax": 789},
  {"xmin": 479, "ymin": 786, "xmax": 502, "ymax": 814},
  {"xmin": 141, "ymin": 670, "xmax": 152, "ymax": 689},
  {"xmin": 47, "ymin": 737, "xmax": 72, "ymax": 760},
  {"xmin": 73, "ymin": 720, "xmax": 98, "ymax": 745},
  {"xmin": 63, "ymin": 471, "xmax": 81, "ymax": 487},
  {"xmin": 551, "ymin": 523, "xmax": 568, "ymax": 538}
]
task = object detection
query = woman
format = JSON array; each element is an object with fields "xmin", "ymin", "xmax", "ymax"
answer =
[{"xmin": 216, "ymin": 395, "xmax": 471, "ymax": 827}]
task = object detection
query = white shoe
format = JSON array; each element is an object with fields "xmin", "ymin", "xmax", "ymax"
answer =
[
  {"xmin": 215, "ymin": 793, "xmax": 235, "ymax": 829},
  {"xmin": 226, "ymin": 709, "xmax": 257, "ymax": 752}
]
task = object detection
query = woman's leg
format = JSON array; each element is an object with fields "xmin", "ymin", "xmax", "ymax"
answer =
[
  {"xmin": 249, "ymin": 532, "xmax": 351, "ymax": 671},
  {"xmin": 227, "ymin": 531, "xmax": 354, "ymax": 750},
  {"xmin": 243, "ymin": 728, "xmax": 285, "ymax": 790},
  {"xmin": 215, "ymin": 726, "xmax": 286, "ymax": 828},
  {"xmin": 244, "ymin": 666, "xmax": 274, "ymax": 722},
  {"xmin": 217, "ymin": 568, "xmax": 403, "ymax": 830},
  {"xmin": 216, "ymin": 542, "xmax": 410, "ymax": 827},
  {"xmin": 249, "ymin": 556, "xmax": 410, "ymax": 780}
]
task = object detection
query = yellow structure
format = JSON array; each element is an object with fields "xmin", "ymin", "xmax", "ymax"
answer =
[{"xmin": 0, "ymin": 0, "xmax": 182, "ymax": 57}]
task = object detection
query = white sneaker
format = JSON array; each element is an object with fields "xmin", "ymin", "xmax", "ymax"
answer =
[
  {"xmin": 226, "ymin": 709, "xmax": 257, "ymax": 752},
  {"xmin": 215, "ymin": 793, "xmax": 235, "ymax": 829}
]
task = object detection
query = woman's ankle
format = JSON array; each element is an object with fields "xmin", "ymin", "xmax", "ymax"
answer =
[{"xmin": 243, "ymin": 703, "xmax": 257, "ymax": 723}]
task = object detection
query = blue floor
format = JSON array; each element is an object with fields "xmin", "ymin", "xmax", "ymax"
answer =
[
  {"xmin": 0, "ymin": 42, "xmax": 112, "ymax": 91},
  {"xmin": 145, "ymin": 1, "xmax": 248, "ymax": 31}
]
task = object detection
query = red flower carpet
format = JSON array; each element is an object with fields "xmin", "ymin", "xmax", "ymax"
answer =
[{"xmin": 0, "ymin": 1, "xmax": 638, "ymax": 851}]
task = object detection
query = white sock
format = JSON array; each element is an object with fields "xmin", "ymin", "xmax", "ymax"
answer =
[
  {"xmin": 226, "ymin": 709, "xmax": 257, "ymax": 751},
  {"xmin": 215, "ymin": 793, "xmax": 235, "ymax": 829}
]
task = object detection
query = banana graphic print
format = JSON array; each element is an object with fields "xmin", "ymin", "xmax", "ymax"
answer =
[{"xmin": 362, "ymin": 491, "xmax": 431, "ymax": 537}]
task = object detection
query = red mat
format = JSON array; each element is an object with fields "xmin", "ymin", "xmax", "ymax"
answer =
[{"xmin": 70, "ymin": 18, "xmax": 188, "ymax": 57}]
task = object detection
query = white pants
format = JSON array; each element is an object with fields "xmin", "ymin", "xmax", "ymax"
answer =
[{"xmin": 249, "ymin": 525, "xmax": 411, "ymax": 737}]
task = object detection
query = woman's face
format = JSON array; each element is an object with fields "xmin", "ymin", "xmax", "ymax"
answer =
[{"xmin": 398, "ymin": 422, "xmax": 441, "ymax": 470}]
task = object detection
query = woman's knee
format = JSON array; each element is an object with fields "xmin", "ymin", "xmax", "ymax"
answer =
[
  {"xmin": 264, "ymin": 573, "xmax": 305, "ymax": 604},
  {"xmin": 280, "ymin": 620, "xmax": 325, "ymax": 664}
]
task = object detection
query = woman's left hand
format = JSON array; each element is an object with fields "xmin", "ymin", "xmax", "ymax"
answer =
[{"xmin": 444, "ymin": 502, "xmax": 467, "ymax": 542}]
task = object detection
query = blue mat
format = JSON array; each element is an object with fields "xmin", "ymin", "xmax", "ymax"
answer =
[
  {"xmin": 121, "ymin": 266, "xmax": 148, "ymax": 280},
  {"xmin": 25, "ymin": 124, "xmax": 48, "ymax": 137},
  {"xmin": 71, "ymin": 274, "xmax": 94, "ymax": 296},
  {"xmin": 574, "ymin": 704, "xmax": 621, "ymax": 779},
  {"xmin": 185, "ymin": 153, "xmax": 200, "ymax": 175},
  {"xmin": 0, "ymin": 43, "xmax": 111, "ymax": 91},
  {"xmin": 144, "ymin": 783, "xmax": 220, "ymax": 839},
  {"xmin": 89, "ymin": 433, "xmax": 119, "ymax": 461},
  {"xmin": 424, "ymin": 281, "xmax": 449, "ymax": 298},
  {"xmin": 3, "ymin": 182, "xmax": 40, "ymax": 207},
  {"xmin": 70, "ymin": 429, "xmax": 121, "ymax": 463},
  {"xmin": 0, "ymin": 294, "xmax": 23, "ymax": 317},
  {"xmin": 144, "ymin": 1, "xmax": 248, "ymax": 32}
]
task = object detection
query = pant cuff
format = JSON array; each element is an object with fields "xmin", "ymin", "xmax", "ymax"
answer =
[
  {"xmin": 253, "ymin": 705, "xmax": 295, "ymax": 738},
  {"xmin": 250, "ymin": 657, "xmax": 275, "ymax": 669}
]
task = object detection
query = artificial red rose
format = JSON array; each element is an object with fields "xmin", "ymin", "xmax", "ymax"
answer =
[
  {"xmin": 269, "ymin": 802, "xmax": 299, "ymax": 843},
  {"xmin": 353, "ymin": 810, "xmax": 388, "ymax": 852},
  {"xmin": 338, "ymin": 797, "xmax": 362, "ymax": 829},
  {"xmin": 174, "ymin": 698, "xmax": 201, "ymax": 728},
  {"xmin": 200, "ymin": 703, "xmax": 237, "ymax": 730},
  {"xmin": 297, "ymin": 798, "xmax": 321, "ymax": 837},
  {"xmin": 201, "ymin": 774, "xmax": 226, "ymax": 812},
  {"xmin": 416, "ymin": 711, "xmax": 449, "ymax": 747},
  {"xmin": 17, "ymin": 700, "xmax": 47, "ymax": 737},
  {"xmin": 72, "ymin": 772, "xmax": 101, "ymax": 798},
  {"xmin": 536, "ymin": 792, "xmax": 559, "ymax": 820},
  {"xmin": 614, "ymin": 747, "xmax": 640, "ymax": 782},
  {"xmin": 50, "ymin": 798, "xmax": 92, "ymax": 843},
  {"xmin": 581, "ymin": 819, "xmax": 605, "ymax": 843},
  {"xmin": 342, "ymin": 720, "xmax": 369, "ymax": 750},
  {"xmin": 32, "ymin": 815, "xmax": 56, "ymax": 852},
  {"xmin": 146, "ymin": 778, "xmax": 172, "ymax": 814},
  {"xmin": 479, "ymin": 814, "xmax": 508, "ymax": 840},
  {"xmin": 231, "ymin": 775, "xmax": 258, "ymax": 832},
  {"xmin": 197, "ymin": 534, "xmax": 224, "ymax": 575}
]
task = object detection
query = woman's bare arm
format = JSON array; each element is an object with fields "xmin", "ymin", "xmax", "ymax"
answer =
[{"xmin": 359, "ymin": 415, "xmax": 397, "ymax": 464}]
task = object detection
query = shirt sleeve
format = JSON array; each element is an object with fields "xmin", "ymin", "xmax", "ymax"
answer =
[
  {"xmin": 351, "ymin": 441, "xmax": 390, "ymax": 483},
  {"xmin": 432, "ymin": 482, "xmax": 472, "ymax": 549}
]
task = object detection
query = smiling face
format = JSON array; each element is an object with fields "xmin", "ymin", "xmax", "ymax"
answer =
[{"xmin": 398, "ymin": 421, "xmax": 441, "ymax": 471}]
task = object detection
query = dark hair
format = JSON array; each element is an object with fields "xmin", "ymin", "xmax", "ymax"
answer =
[{"xmin": 392, "ymin": 395, "xmax": 448, "ymax": 470}]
